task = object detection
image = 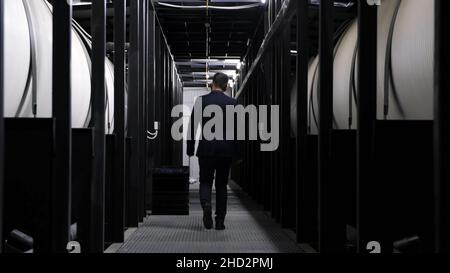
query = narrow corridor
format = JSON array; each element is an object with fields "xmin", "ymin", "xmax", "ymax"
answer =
[{"xmin": 116, "ymin": 182, "xmax": 303, "ymax": 253}]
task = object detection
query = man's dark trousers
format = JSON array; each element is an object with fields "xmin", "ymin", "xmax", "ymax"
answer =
[{"xmin": 198, "ymin": 156, "xmax": 232, "ymax": 220}]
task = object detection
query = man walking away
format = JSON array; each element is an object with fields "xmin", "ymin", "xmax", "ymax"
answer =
[{"xmin": 187, "ymin": 72, "xmax": 240, "ymax": 230}]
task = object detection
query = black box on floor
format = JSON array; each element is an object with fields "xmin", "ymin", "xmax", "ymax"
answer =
[{"xmin": 152, "ymin": 167, "xmax": 190, "ymax": 215}]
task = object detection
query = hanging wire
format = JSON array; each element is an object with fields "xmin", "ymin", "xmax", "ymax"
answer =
[{"xmin": 384, "ymin": 0, "xmax": 405, "ymax": 119}]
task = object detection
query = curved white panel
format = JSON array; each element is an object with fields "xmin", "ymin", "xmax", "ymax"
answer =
[
  {"xmin": 71, "ymin": 14, "xmax": 116, "ymax": 132},
  {"xmin": 290, "ymin": 57, "xmax": 319, "ymax": 135},
  {"xmin": 22, "ymin": 0, "xmax": 53, "ymax": 118},
  {"xmin": 3, "ymin": 0, "xmax": 31, "ymax": 117},
  {"xmin": 308, "ymin": 57, "xmax": 319, "ymax": 135},
  {"xmin": 71, "ymin": 29, "xmax": 92, "ymax": 128},
  {"xmin": 105, "ymin": 59, "xmax": 115, "ymax": 133},
  {"xmin": 391, "ymin": 0, "xmax": 434, "ymax": 120},
  {"xmin": 26, "ymin": 0, "xmax": 92, "ymax": 127},
  {"xmin": 333, "ymin": 21, "xmax": 358, "ymax": 130}
]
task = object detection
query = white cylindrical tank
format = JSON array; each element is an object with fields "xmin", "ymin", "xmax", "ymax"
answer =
[
  {"xmin": 2, "ymin": 0, "xmax": 115, "ymax": 132},
  {"xmin": 3, "ymin": 0, "xmax": 31, "ymax": 117},
  {"xmin": 291, "ymin": 0, "xmax": 435, "ymax": 136}
]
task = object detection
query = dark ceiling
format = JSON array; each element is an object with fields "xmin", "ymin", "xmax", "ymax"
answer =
[
  {"xmin": 154, "ymin": 0, "xmax": 264, "ymax": 88},
  {"xmin": 155, "ymin": 0, "xmax": 263, "ymax": 59},
  {"xmin": 71, "ymin": 0, "xmax": 357, "ymax": 89}
]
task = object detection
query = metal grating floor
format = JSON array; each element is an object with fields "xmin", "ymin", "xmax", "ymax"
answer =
[{"xmin": 117, "ymin": 182, "xmax": 303, "ymax": 253}]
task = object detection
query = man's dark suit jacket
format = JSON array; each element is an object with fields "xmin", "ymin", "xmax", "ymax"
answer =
[{"xmin": 187, "ymin": 90, "xmax": 240, "ymax": 160}]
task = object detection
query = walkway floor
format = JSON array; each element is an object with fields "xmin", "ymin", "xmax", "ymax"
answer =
[{"xmin": 117, "ymin": 182, "xmax": 303, "ymax": 253}]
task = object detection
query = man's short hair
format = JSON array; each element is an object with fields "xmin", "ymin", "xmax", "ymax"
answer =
[{"xmin": 212, "ymin": 72, "xmax": 229, "ymax": 91}]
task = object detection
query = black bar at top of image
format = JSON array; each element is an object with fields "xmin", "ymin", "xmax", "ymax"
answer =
[
  {"xmin": 296, "ymin": 0, "xmax": 309, "ymax": 245},
  {"xmin": 52, "ymin": 0, "xmax": 72, "ymax": 253},
  {"xmin": 0, "ymin": 0, "xmax": 4, "ymax": 254},
  {"xmin": 357, "ymin": 0, "xmax": 378, "ymax": 253},
  {"xmin": 90, "ymin": 0, "xmax": 106, "ymax": 253},
  {"xmin": 113, "ymin": 0, "xmax": 126, "ymax": 244}
]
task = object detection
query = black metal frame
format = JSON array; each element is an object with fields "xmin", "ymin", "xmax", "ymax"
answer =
[
  {"xmin": 434, "ymin": 0, "xmax": 449, "ymax": 253},
  {"xmin": 127, "ymin": 0, "xmax": 140, "ymax": 227},
  {"xmin": 1, "ymin": 0, "xmax": 182, "ymax": 254},
  {"xmin": 231, "ymin": 0, "xmax": 360, "ymax": 252},
  {"xmin": 138, "ymin": 0, "xmax": 146, "ymax": 221},
  {"xmin": 0, "ymin": 0, "xmax": 4, "ymax": 254},
  {"xmin": 317, "ymin": 0, "xmax": 339, "ymax": 253},
  {"xmin": 90, "ymin": 0, "xmax": 107, "ymax": 253},
  {"xmin": 280, "ymin": 22, "xmax": 291, "ymax": 228},
  {"xmin": 113, "ymin": 0, "xmax": 126, "ymax": 243},
  {"xmin": 356, "ymin": 0, "xmax": 378, "ymax": 253},
  {"xmin": 0, "ymin": 0, "xmax": 442, "ymax": 254},
  {"xmin": 52, "ymin": 0, "xmax": 72, "ymax": 253},
  {"xmin": 296, "ymin": 0, "xmax": 310, "ymax": 245},
  {"xmin": 235, "ymin": 0, "xmax": 295, "ymax": 99},
  {"xmin": 146, "ymin": 6, "xmax": 156, "ymax": 212},
  {"xmin": 154, "ymin": 26, "xmax": 162, "ymax": 167},
  {"xmin": 231, "ymin": 0, "xmax": 298, "ymax": 234},
  {"xmin": 150, "ymin": 7, "xmax": 184, "ymax": 168},
  {"xmin": 4, "ymin": 118, "xmax": 55, "ymax": 252}
]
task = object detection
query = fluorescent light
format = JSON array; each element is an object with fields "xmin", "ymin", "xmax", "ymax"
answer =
[{"xmin": 261, "ymin": 0, "xmax": 267, "ymax": 4}]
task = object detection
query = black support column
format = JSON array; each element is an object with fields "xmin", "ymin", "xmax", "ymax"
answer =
[
  {"xmin": 296, "ymin": 0, "xmax": 309, "ymax": 244},
  {"xmin": 0, "ymin": 0, "xmax": 4, "ymax": 254},
  {"xmin": 146, "ymin": 7, "xmax": 156, "ymax": 211},
  {"xmin": 113, "ymin": 0, "xmax": 126, "ymax": 243},
  {"xmin": 127, "ymin": 0, "xmax": 140, "ymax": 227},
  {"xmin": 138, "ymin": 0, "xmax": 146, "ymax": 221},
  {"xmin": 357, "ymin": 1, "xmax": 378, "ymax": 253},
  {"xmin": 153, "ymin": 27, "xmax": 161, "ymax": 167},
  {"xmin": 434, "ymin": 0, "xmax": 450, "ymax": 253},
  {"xmin": 318, "ymin": 0, "xmax": 342, "ymax": 252},
  {"xmin": 52, "ymin": 0, "xmax": 72, "ymax": 253},
  {"xmin": 280, "ymin": 25, "xmax": 291, "ymax": 228},
  {"xmin": 90, "ymin": 0, "xmax": 106, "ymax": 253}
]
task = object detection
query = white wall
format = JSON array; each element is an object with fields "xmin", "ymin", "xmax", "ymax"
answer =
[{"xmin": 183, "ymin": 88, "xmax": 210, "ymax": 181}]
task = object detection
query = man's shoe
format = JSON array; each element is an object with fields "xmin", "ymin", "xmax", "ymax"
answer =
[
  {"xmin": 215, "ymin": 219, "xmax": 225, "ymax": 230},
  {"xmin": 203, "ymin": 205, "xmax": 213, "ymax": 230}
]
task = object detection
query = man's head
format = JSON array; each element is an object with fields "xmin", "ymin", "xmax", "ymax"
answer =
[{"xmin": 211, "ymin": 72, "xmax": 229, "ymax": 92}]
